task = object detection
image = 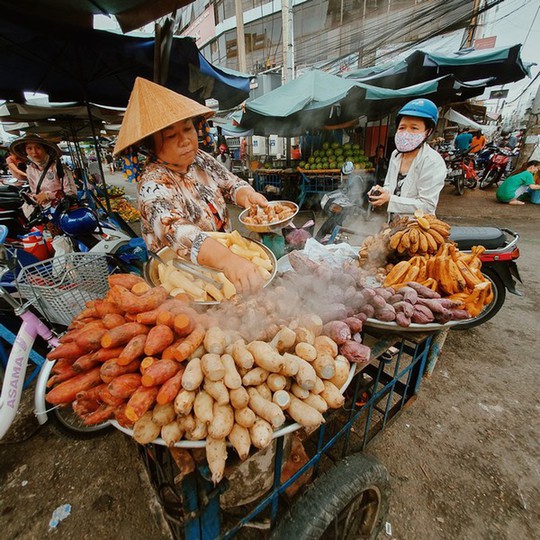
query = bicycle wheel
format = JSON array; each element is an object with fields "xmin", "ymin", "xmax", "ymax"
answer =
[
  {"xmin": 454, "ymin": 172, "xmax": 465, "ymax": 195},
  {"xmin": 479, "ymin": 169, "xmax": 500, "ymax": 190},
  {"xmin": 271, "ymin": 453, "xmax": 390, "ymax": 540}
]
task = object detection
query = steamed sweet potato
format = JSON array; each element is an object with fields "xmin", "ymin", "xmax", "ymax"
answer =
[
  {"xmin": 141, "ymin": 359, "xmax": 180, "ymax": 387},
  {"xmin": 117, "ymin": 334, "xmax": 147, "ymax": 366},
  {"xmin": 92, "ymin": 346, "xmax": 125, "ymax": 362},
  {"xmin": 74, "ymin": 327, "xmax": 108, "ymax": 353},
  {"xmin": 98, "ymin": 385, "xmax": 126, "ymax": 407},
  {"xmin": 102, "ymin": 313, "xmax": 126, "ymax": 329},
  {"xmin": 108, "ymin": 273, "xmax": 145, "ymax": 289},
  {"xmin": 83, "ymin": 404, "xmax": 115, "ymax": 426},
  {"xmin": 76, "ymin": 383, "xmax": 106, "ymax": 402},
  {"xmin": 173, "ymin": 325, "xmax": 205, "ymax": 362},
  {"xmin": 46, "ymin": 367, "xmax": 102, "ymax": 405},
  {"xmin": 114, "ymin": 403, "xmax": 134, "ymax": 428},
  {"xmin": 322, "ymin": 321, "xmax": 351, "ymax": 345},
  {"xmin": 101, "ymin": 323, "xmax": 149, "ymax": 348},
  {"xmin": 72, "ymin": 354, "xmax": 101, "ymax": 373},
  {"xmin": 47, "ymin": 341, "xmax": 85, "ymax": 361},
  {"xmin": 125, "ymin": 386, "xmax": 159, "ymax": 422},
  {"xmin": 110, "ymin": 285, "xmax": 169, "ymax": 314},
  {"xmin": 59, "ymin": 320, "xmax": 105, "ymax": 343},
  {"xmin": 339, "ymin": 341, "xmax": 371, "ymax": 364},
  {"xmin": 100, "ymin": 358, "xmax": 141, "ymax": 383},
  {"xmin": 107, "ymin": 373, "xmax": 142, "ymax": 400},
  {"xmin": 73, "ymin": 397, "xmax": 100, "ymax": 417},
  {"xmin": 94, "ymin": 300, "xmax": 123, "ymax": 317},
  {"xmin": 144, "ymin": 325, "xmax": 175, "ymax": 356},
  {"xmin": 156, "ymin": 367, "xmax": 185, "ymax": 405},
  {"xmin": 173, "ymin": 314, "xmax": 195, "ymax": 337}
]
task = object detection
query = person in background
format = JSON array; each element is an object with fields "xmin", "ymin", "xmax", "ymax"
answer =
[
  {"xmin": 454, "ymin": 129, "xmax": 473, "ymax": 152},
  {"xmin": 291, "ymin": 144, "xmax": 302, "ymax": 160},
  {"xmin": 368, "ymin": 98, "xmax": 446, "ymax": 216},
  {"xmin": 505, "ymin": 132, "xmax": 518, "ymax": 151},
  {"xmin": 113, "ymin": 77, "xmax": 268, "ymax": 294},
  {"xmin": 370, "ymin": 144, "xmax": 389, "ymax": 186},
  {"xmin": 105, "ymin": 151, "xmax": 115, "ymax": 173},
  {"xmin": 215, "ymin": 143, "xmax": 233, "ymax": 172},
  {"xmin": 469, "ymin": 130, "xmax": 486, "ymax": 154},
  {"xmin": 10, "ymin": 134, "xmax": 76, "ymax": 212},
  {"xmin": 496, "ymin": 160, "xmax": 540, "ymax": 205},
  {"xmin": 6, "ymin": 151, "xmax": 28, "ymax": 182}
]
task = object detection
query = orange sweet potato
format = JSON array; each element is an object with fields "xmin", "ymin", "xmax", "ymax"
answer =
[
  {"xmin": 83, "ymin": 404, "xmax": 115, "ymax": 425},
  {"xmin": 117, "ymin": 334, "xmax": 147, "ymax": 366},
  {"xmin": 110, "ymin": 285, "xmax": 169, "ymax": 314},
  {"xmin": 173, "ymin": 313, "xmax": 195, "ymax": 337},
  {"xmin": 144, "ymin": 325, "xmax": 175, "ymax": 356},
  {"xmin": 73, "ymin": 306, "xmax": 98, "ymax": 321},
  {"xmin": 72, "ymin": 354, "xmax": 101, "ymax": 373},
  {"xmin": 140, "ymin": 356, "xmax": 157, "ymax": 373},
  {"xmin": 74, "ymin": 327, "xmax": 108, "ymax": 353},
  {"xmin": 60, "ymin": 320, "xmax": 106, "ymax": 343},
  {"xmin": 108, "ymin": 273, "xmax": 145, "ymax": 289},
  {"xmin": 76, "ymin": 383, "xmax": 107, "ymax": 401},
  {"xmin": 141, "ymin": 359, "xmax": 180, "ymax": 387},
  {"xmin": 156, "ymin": 310, "xmax": 175, "ymax": 327},
  {"xmin": 100, "ymin": 358, "xmax": 141, "ymax": 383},
  {"xmin": 161, "ymin": 339, "xmax": 185, "ymax": 360},
  {"xmin": 107, "ymin": 373, "xmax": 142, "ymax": 400},
  {"xmin": 125, "ymin": 386, "xmax": 159, "ymax": 422},
  {"xmin": 156, "ymin": 367, "xmax": 185, "ymax": 405},
  {"xmin": 46, "ymin": 367, "xmax": 102, "ymax": 405},
  {"xmin": 47, "ymin": 341, "xmax": 85, "ymax": 361},
  {"xmin": 102, "ymin": 313, "xmax": 126, "ymax": 329},
  {"xmin": 101, "ymin": 323, "xmax": 149, "ymax": 348},
  {"xmin": 51, "ymin": 358, "xmax": 76, "ymax": 374},
  {"xmin": 173, "ymin": 325, "xmax": 205, "ymax": 362},
  {"xmin": 73, "ymin": 398, "xmax": 100, "ymax": 417},
  {"xmin": 94, "ymin": 300, "xmax": 123, "ymax": 317},
  {"xmin": 98, "ymin": 385, "xmax": 126, "ymax": 407},
  {"xmin": 91, "ymin": 346, "xmax": 125, "ymax": 362},
  {"xmin": 131, "ymin": 281, "xmax": 151, "ymax": 295},
  {"xmin": 114, "ymin": 403, "xmax": 134, "ymax": 428},
  {"xmin": 47, "ymin": 364, "xmax": 78, "ymax": 388}
]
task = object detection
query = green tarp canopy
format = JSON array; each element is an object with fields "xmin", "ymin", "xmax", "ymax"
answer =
[{"xmin": 240, "ymin": 71, "xmax": 488, "ymax": 136}]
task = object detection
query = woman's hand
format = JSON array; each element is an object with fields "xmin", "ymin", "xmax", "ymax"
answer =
[
  {"xmin": 198, "ymin": 237, "xmax": 264, "ymax": 295},
  {"xmin": 368, "ymin": 187, "xmax": 391, "ymax": 207},
  {"xmin": 237, "ymin": 187, "xmax": 268, "ymax": 208},
  {"xmin": 221, "ymin": 252, "xmax": 264, "ymax": 294}
]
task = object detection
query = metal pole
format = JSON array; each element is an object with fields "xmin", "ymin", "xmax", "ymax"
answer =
[
  {"xmin": 235, "ymin": 0, "xmax": 247, "ymax": 72},
  {"xmin": 85, "ymin": 102, "xmax": 112, "ymax": 212},
  {"xmin": 281, "ymin": 0, "xmax": 294, "ymax": 84}
]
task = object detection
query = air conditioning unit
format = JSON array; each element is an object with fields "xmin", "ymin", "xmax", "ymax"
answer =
[
  {"xmin": 252, "ymin": 136, "xmax": 267, "ymax": 155},
  {"xmin": 269, "ymin": 135, "xmax": 285, "ymax": 157}
]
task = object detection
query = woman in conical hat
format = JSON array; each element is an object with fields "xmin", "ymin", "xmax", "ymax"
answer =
[{"xmin": 114, "ymin": 78, "xmax": 268, "ymax": 294}]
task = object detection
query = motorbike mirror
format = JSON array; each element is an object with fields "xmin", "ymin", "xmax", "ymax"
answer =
[{"xmin": 341, "ymin": 161, "xmax": 354, "ymax": 175}]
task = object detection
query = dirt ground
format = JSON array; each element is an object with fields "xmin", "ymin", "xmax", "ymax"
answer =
[{"xmin": 1, "ymin": 179, "xmax": 539, "ymax": 539}]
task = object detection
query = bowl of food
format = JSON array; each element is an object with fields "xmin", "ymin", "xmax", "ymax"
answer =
[
  {"xmin": 239, "ymin": 201, "xmax": 299, "ymax": 234},
  {"xmin": 144, "ymin": 232, "xmax": 277, "ymax": 305}
]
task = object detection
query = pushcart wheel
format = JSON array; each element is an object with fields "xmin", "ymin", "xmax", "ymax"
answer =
[
  {"xmin": 271, "ymin": 453, "xmax": 390, "ymax": 540},
  {"xmin": 48, "ymin": 405, "xmax": 112, "ymax": 439}
]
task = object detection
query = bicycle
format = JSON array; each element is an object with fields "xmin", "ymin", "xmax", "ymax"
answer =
[{"xmin": 0, "ymin": 226, "xmax": 112, "ymax": 440}]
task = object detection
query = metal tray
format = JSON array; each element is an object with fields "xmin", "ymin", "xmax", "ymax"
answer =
[
  {"xmin": 364, "ymin": 317, "xmax": 463, "ymax": 333},
  {"xmin": 110, "ymin": 362, "xmax": 358, "ymax": 448},
  {"xmin": 238, "ymin": 200, "xmax": 299, "ymax": 234},
  {"xmin": 143, "ymin": 237, "xmax": 277, "ymax": 305}
]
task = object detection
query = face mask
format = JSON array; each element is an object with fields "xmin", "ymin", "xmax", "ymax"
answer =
[{"xmin": 394, "ymin": 131, "xmax": 427, "ymax": 153}]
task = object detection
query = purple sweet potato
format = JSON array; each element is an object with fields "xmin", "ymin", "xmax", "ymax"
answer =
[
  {"xmin": 352, "ymin": 332, "xmax": 363, "ymax": 344},
  {"xmin": 339, "ymin": 341, "xmax": 371, "ymax": 364},
  {"xmin": 322, "ymin": 321, "xmax": 352, "ymax": 345},
  {"xmin": 395, "ymin": 312, "xmax": 411, "ymax": 327},
  {"xmin": 358, "ymin": 304, "xmax": 375, "ymax": 319},
  {"xmin": 370, "ymin": 294, "xmax": 387, "ymax": 309},
  {"xmin": 434, "ymin": 309, "xmax": 452, "ymax": 324},
  {"xmin": 355, "ymin": 312, "xmax": 368, "ymax": 323},
  {"xmin": 319, "ymin": 303, "xmax": 351, "ymax": 324},
  {"xmin": 388, "ymin": 293, "xmax": 404, "ymax": 305},
  {"xmin": 406, "ymin": 282, "xmax": 441, "ymax": 299},
  {"xmin": 417, "ymin": 298, "xmax": 447, "ymax": 314},
  {"xmin": 393, "ymin": 301, "xmax": 414, "ymax": 319},
  {"xmin": 374, "ymin": 305, "xmax": 396, "ymax": 322},
  {"xmin": 342, "ymin": 317, "xmax": 364, "ymax": 334},
  {"xmin": 448, "ymin": 308, "xmax": 470, "ymax": 321},
  {"xmin": 411, "ymin": 304, "xmax": 435, "ymax": 324},
  {"xmin": 374, "ymin": 287, "xmax": 394, "ymax": 301},
  {"xmin": 396, "ymin": 286, "xmax": 418, "ymax": 305}
]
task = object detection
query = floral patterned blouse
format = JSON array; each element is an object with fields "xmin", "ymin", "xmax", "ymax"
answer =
[{"xmin": 138, "ymin": 150, "xmax": 251, "ymax": 263}]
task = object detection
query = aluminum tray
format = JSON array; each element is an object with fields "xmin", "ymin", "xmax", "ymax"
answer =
[
  {"xmin": 238, "ymin": 200, "xmax": 299, "ymax": 234},
  {"xmin": 364, "ymin": 317, "xmax": 463, "ymax": 333}
]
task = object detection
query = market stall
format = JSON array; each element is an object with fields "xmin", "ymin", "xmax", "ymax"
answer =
[{"xmin": 36, "ymin": 206, "xmax": 496, "ymax": 538}]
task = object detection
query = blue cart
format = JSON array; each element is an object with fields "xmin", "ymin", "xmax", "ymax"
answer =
[{"xmin": 137, "ymin": 329, "xmax": 436, "ymax": 539}]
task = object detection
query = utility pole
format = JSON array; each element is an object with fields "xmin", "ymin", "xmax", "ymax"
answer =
[
  {"xmin": 235, "ymin": 0, "xmax": 247, "ymax": 72},
  {"xmin": 516, "ymin": 82, "xmax": 540, "ymax": 168},
  {"xmin": 281, "ymin": 0, "xmax": 294, "ymax": 83},
  {"xmin": 461, "ymin": 0, "xmax": 482, "ymax": 49}
]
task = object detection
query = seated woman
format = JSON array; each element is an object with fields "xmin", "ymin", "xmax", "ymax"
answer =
[
  {"xmin": 113, "ymin": 77, "xmax": 268, "ymax": 294},
  {"xmin": 368, "ymin": 98, "xmax": 447, "ymax": 216},
  {"xmin": 496, "ymin": 160, "xmax": 540, "ymax": 205}
]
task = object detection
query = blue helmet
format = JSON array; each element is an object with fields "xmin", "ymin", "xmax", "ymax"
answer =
[
  {"xmin": 397, "ymin": 98, "xmax": 439, "ymax": 127},
  {"xmin": 59, "ymin": 207, "xmax": 99, "ymax": 236}
]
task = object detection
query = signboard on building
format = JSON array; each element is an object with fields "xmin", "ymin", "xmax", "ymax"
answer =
[
  {"xmin": 474, "ymin": 36, "xmax": 497, "ymax": 50},
  {"xmin": 184, "ymin": 5, "xmax": 216, "ymax": 48},
  {"xmin": 489, "ymin": 89, "xmax": 509, "ymax": 100}
]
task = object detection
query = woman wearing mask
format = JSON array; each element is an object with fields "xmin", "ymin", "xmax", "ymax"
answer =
[
  {"xmin": 114, "ymin": 77, "xmax": 268, "ymax": 294},
  {"xmin": 368, "ymin": 98, "xmax": 446, "ymax": 216}
]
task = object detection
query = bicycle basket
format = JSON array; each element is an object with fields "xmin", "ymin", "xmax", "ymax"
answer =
[{"xmin": 16, "ymin": 253, "xmax": 109, "ymax": 326}]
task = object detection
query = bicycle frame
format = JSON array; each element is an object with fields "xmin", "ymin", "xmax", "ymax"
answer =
[{"xmin": 0, "ymin": 297, "xmax": 58, "ymax": 439}]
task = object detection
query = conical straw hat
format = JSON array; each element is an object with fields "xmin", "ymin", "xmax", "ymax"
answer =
[{"xmin": 114, "ymin": 77, "xmax": 214, "ymax": 155}]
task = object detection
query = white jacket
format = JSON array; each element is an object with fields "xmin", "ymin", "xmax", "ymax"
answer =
[{"xmin": 383, "ymin": 144, "xmax": 446, "ymax": 216}]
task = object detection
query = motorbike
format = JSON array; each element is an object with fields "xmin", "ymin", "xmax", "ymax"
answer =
[
  {"xmin": 474, "ymin": 143, "xmax": 498, "ymax": 172},
  {"xmin": 315, "ymin": 163, "xmax": 375, "ymax": 242},
  {"xmin": 444, "ymin": 149, "xmax": 478, "ymax": 195},
  {"xmin": 450, "ymin": 226, "xmax": 521, "ymax": 329},
  {"xmin": 478, "ymin": 148, "xmax": 515, "ymax": 190},
  {"xmin": 0, "ymin": 182, "xmax": 146, "ymax": 273}
]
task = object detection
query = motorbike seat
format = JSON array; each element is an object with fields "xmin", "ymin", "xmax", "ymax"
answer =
[{"xmin": 449, "ymin": 226, "xmax": 507, "ymax": 250}]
